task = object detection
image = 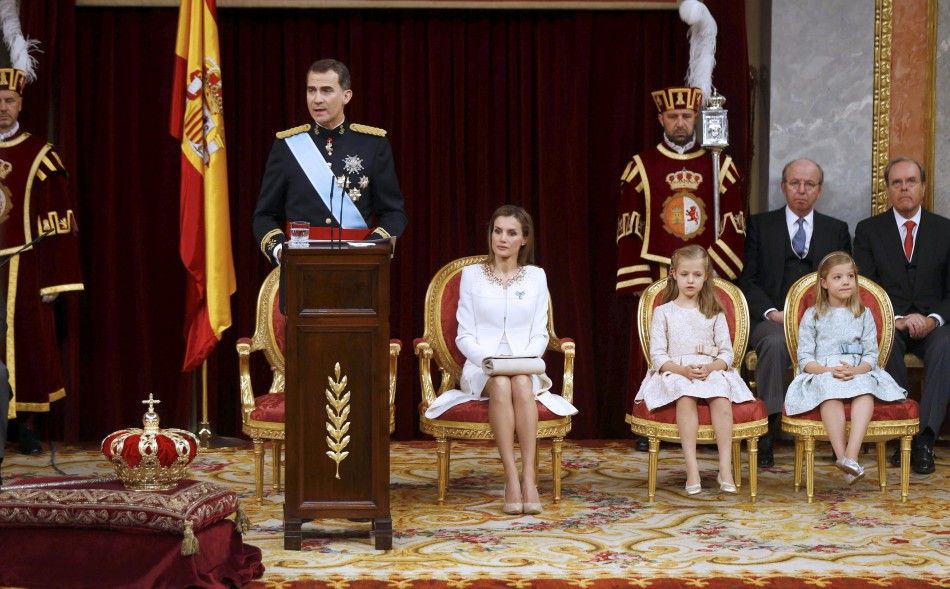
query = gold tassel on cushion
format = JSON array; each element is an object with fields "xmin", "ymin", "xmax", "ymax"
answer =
[
  {"xmin": 181, "ymin": 521, "xmax": 200, "ymax": 556},
  {"xmin": 235, "ymin": 504, "xmax": 251, "ymax": 535}
]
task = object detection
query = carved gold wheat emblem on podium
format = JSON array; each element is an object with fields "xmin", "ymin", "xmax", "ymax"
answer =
[{"xmin": 325, "ymin": 362, "xmax": 351, "ymax": 479}]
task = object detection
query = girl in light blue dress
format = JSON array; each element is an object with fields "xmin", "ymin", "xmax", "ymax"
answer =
[{"xmin": 785, "ymin": 252, "xmax": 906, "ymax": 484}]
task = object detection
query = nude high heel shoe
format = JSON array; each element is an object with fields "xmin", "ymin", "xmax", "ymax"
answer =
[
  {"xmin": 521, "ymin": 483, "xmax": 543, "ymax": 515},
  {"xmin": 502, "ymin": 486, "xmax": 522, "ymax": 515}
]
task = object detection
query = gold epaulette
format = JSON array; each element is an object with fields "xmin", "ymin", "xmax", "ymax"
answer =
[
  {"xmin": 276, "ymin": 124, "xmax": 312, "ymax": 139},
  {"xmin": 349, "ymin": 123, "xmax": 387, "ymax": 137}
]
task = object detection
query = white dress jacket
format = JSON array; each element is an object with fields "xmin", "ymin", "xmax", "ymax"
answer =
[{"xmin": 424, "ymin": 264, "xmax": 578, "ymax": 418}]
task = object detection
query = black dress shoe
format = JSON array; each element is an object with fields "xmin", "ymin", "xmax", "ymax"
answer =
[
  {"xmin": 911, "ymin": 440, "xmax": 936, "ymax": 475},
  {"xmin": 757, "ymin": 434, "xmax": 774, "ymax": 468},
  {"xmin": 18, "ymin": 428, "xmax": 41, "ymax": 455},
  {"xmin": 889, "ymin": 444, "xmax": 901, "ymax": 467},
  {"xmin": 635, "ymin": 437, "xmax": 649, "ymax": 452}
]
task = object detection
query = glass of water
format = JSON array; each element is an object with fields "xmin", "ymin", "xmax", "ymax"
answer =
[{"xmin": 289, "ymin": 220, "xmax": 310, "ymax": 247}]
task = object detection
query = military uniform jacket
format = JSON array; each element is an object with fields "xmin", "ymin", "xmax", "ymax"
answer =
[
  {"xmin": 252, "ymin": 119, "xmax": 408, "ymax": 264},
  {"xmin": 616, "ymin": 142, "xmax": 745, "ymax": 295},
  {"xmin": 0, "ymin": 130, "xmax": 83, "ymax": 416}
]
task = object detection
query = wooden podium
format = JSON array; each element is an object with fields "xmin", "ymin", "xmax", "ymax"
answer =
[{"xmin": 282, "ymin": 241, "xmax": 392, "ymax": 550}]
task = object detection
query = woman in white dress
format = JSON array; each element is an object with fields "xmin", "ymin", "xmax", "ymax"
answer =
[
  {"xmin": 424, "ymin": 205, "xmax": 577, "ymax": 515},
  {"xmin": 635, "ymin": 245, "xmax": 754, "ymax": 495},
  {"xmin": 784, "ymin": 252, "xmax": 905, "ymax": 484}
]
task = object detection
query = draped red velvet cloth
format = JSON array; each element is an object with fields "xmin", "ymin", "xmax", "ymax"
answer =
[{"xmin": 20, "ymin": 3, "xmax": 748, "ymax": 442}]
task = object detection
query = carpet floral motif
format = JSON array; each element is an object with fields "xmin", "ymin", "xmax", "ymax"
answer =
[{"xmin": 3, "ymin": 440, "xmax": 947, "ymax": 588}]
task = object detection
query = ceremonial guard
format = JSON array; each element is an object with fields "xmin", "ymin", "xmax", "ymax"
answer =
[
  {"xmin": 253, "ymin": 59, "xmax": 407, "ymax": 266},
  {"xmin": 616, "ymin": 85, "xmax": 745, "ymax": 295},
  {"xmin": 0, "ymin": 62, "xmax": 83, "ymax": 455}
]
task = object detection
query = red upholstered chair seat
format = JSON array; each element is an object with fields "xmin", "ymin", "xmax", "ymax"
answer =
[
  {"xmin": 250, "ymin": 392, "xmax": 286, "ymax": 422},
  {"xmin": 633, "ymin": 398, "xmax": 767, "ymax": 425},
  {"xmin": 785, "ymin": 398, "xmax": 919, "ymax": 422},
  {"xmin": 425, "ymin": 400, "xmax": 561, "ymax": 423}
]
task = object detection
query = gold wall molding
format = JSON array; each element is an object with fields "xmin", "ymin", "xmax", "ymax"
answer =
[{"xmin": 872, "ymin": 0, "xmax": 893, "ymax": 215}]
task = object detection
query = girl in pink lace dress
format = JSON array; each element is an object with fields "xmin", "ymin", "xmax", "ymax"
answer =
[{"xmin": 635, "ymin": 245, "xmax": 754, "ymax": 494}]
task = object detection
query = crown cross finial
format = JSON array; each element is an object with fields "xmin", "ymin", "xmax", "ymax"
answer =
[{"xmin": 142, "ymin": 393, "xmax": 161, "ymax": 412}]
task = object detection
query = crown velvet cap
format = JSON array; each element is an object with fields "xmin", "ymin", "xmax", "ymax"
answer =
[
  {"xmin": 0, "ymin": 68, "xmax": 26, "ymax": 94},
  {"xmin": 652, "ymin": 86, "xmax": 703, "ymax": 113}
]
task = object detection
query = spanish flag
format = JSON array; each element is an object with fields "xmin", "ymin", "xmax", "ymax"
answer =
[{"xmin": 170, "ymin": 0, "xmax": 235, "ymax": 372}]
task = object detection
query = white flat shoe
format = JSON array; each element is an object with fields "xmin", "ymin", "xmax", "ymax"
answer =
[
  {"xmin": 685, "ymin": 481, "xmax": 702, "ymax": 495},
  {"xmin": 716, "ymin": 474, "xmax": 738, "ymax": 494},
  {"xmin": 836, "ymin": 457, "xmax": 863, "ymax": 477}
]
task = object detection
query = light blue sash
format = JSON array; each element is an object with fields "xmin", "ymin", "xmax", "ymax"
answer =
[{"xmin": 284, "ymin": 133, "xmax": 368, "ymax": 229}]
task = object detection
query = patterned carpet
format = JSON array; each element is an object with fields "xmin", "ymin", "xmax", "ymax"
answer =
[{"xmin": 2, "ymin": 439, "xmax": 948, "ymax": 588}]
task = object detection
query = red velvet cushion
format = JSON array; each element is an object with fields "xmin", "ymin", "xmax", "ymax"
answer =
[
  {"xmin": 272, "ymin": 295, "xmax": 286, "ymax": 354},
  {"xmin": 0, "ymin": 478, "xmax": 238, "ymax": 536},
  {"xmin": 429, "ymin": 400, "xmax": 561, "ymax": 422},
  {"xmin": 784, "ymin": 398, "xmax": 919, "ymax": 421},
  {"xmin": 632, "ymin": 398, "xmax": 767, "ymax": 425},
  {"xmin": 440, "ymin": 272, "xmax": 467, "ymax": 368},
  {"xmin": 794, "ymin": 285, "xmax": 885, "ymax": 347},
  {"xmin": 250, "ymin": 392, "xmax": 285, "ymax": 422}
]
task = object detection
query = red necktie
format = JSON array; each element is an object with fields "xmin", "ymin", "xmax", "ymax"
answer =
[{"xmin": 904, "ymin": 220, "xmax": 916, "ymax": 261}]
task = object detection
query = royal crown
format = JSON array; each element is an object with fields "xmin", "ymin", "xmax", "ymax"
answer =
[
  {"xmin": 101, "ymin": 394, "xmax": 199, "ymax": 491},
  {"xmin": 666, "ymin": 169, "xmax": 703, "ymax": 191},
  {"xmin": 652, "ymin": 86, "xmax": 703, "ymax": 113}
]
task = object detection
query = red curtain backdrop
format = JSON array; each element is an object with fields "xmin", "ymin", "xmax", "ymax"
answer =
[{"xmin": 21, "ymin": 3, "xmax": 748, "ymax": 441}]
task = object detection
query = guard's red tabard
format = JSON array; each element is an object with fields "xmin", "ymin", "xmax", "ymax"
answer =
[
  {"xmin": 616, "ymin": 143, "xmax": 745, "ymax": 296},
  {"xmin": 0, "ymin": 131, "xmax": 83, "ymax": 415}
]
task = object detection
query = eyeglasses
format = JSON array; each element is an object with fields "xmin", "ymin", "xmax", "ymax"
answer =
[{"xmin": 784, "ymin": 179, "xmax": 820, "ymax": 192}]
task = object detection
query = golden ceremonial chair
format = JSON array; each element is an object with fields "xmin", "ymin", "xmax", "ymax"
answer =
[
  {"xmin": 415, "ymin": 256, "xmax": 576, "ymax": 504},
  {"xmin": 780, "ymin": 272, "xmax": 919, "ymax": 503},
  {"xmin": 237, "ymin": 267, "xmax": 402, "ymax": 502},
  {"xmin": 626, "ymin": 277, "xmax": 768, "ymax": 502}
]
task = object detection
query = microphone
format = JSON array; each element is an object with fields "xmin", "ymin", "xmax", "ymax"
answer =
[
  {"xmin": 0, "ymin": 227, "xmax": 56, "ymax": 269},
  {"xmin": 328, "ymin": 172, "xmax": 337, "ymax": 247},
  {"xmin": 338, "ymin": 176, "xmax": 346, "ymax": 248}
]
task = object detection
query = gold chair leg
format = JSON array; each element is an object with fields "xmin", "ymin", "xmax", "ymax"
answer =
[
  {"xmin": 804, "ymin": 435, "xmax": 815, "ymax": 503},
  {"xmin": 748, "ymin": 436, "xmax": 759, "ymax": 503},
  {"xmin": 900, "ymin": 435, "xmax": 912, "ymax": 503},
  {"xmin": 732, "ymin": 440, "xmax": 741, "ymax": 490},
  {"xmin": 551, "ymin": 437, "xmax": 563, "ymax": 503},
  {"xmin": 436, "ymin": 437, "xmax": 450, "ymax": 504},
  {"xmin": 272, "ymin": 440, "xmax": 283, "ymax": 492},
  {"xmin": 252, "ymin": 439, "xmax": 265, "ymax": 504},
  {"xmin": 876, "ymin": 441, "xmax": 887, "ymax": 493},
  {"xmin": 647, "ymin": 437, "xmax": 660, "ymax": 502},
  {"xmin": 794, "ymin": 437, "xmax": 804, "ymax": 492}
]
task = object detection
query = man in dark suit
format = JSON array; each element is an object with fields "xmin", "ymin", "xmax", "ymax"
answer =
[
  {"xmin": 854, "ymin": 157, "xmax": 950, "ymax": 475},
  {"xmin": 253, "ymin": 58, "xmax": 408, "ymax": 266},
  {"xmin": 739, "ymin": 159, "xmax": 852, "ymax": 467}
]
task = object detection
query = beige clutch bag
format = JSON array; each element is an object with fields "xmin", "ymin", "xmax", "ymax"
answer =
[{"xmin": 482, "ymin": 356, "xmax": 545, "ymax": 376}]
